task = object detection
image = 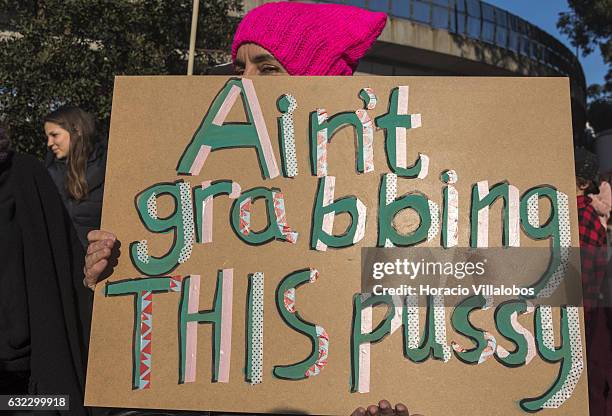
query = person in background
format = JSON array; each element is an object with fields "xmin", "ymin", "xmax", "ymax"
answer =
[
  {"xmin": 574, "ymin": 147, "xmax": 611, "ymax": 415},
  {"xmin": 44, "ymin": 106, "xmax": 107, "ymax": 247},
  {"xmin": 590, "ymin": 173, "xmax": 612, "ymax": 266},
  {"xmin": 576, "ymin": 147, "xmax": 608, "ymax": 313},
  {"xmin": 0, "ymin": 124, "xmax": 92, "ymax": 414},
  {"xmin": 84, "ymin": 3, "xmax": 419, "ymax": 415}
]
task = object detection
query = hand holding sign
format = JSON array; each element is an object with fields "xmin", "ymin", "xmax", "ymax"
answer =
[
  {"xmin": 351, "ymin": 400, "xmax": 422, "ymax": 416},
  {"xmin": 84, "ymin": 230, "xmax": 117, "ymax": 289}
]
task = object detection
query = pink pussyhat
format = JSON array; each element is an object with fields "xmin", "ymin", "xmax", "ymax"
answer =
[{"xmin": 232, "ymin": 2, "xmax": 387, "ymax": 76}]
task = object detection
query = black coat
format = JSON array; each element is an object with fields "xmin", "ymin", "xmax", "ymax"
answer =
[
  {"xmin": 46, "ymin": 143, "xmax": 107, "ymax": 247},
  {"xmin": 0, "ymin": 152, "xmax": 92, "ymax": 415}
]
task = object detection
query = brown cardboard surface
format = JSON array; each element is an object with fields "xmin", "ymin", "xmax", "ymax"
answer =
[{"xmin": 85, "ymin": 76, "xmax": 588, "ymax": 415}]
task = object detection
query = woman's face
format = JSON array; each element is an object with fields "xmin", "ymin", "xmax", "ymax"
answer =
[
  {"xmin": 45, "ymin": 122, "xmax": 71, "ymax": 159},
  {"xmin": 234, "ymin": 43, "xmax": 288, "ymax": 76}
]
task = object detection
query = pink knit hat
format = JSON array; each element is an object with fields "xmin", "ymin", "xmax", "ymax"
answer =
[{"xmin": 232, "ymin": 2, "xmax": 387, "ymax": 76}]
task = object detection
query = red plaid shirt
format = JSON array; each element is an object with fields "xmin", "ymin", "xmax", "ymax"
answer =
[{"xmin": 577, "ymin": 195, "xmax": 607, "ymax": 311}]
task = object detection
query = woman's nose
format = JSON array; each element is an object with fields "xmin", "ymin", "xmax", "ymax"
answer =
[{"xmin": 47, "ymin": 136, "xmax": 53, "ymax": 147}]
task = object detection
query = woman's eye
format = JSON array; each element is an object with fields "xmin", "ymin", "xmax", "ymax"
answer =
[{"xmin": 261, "ymin": 66, "xmax": 279, "ymax": 74}]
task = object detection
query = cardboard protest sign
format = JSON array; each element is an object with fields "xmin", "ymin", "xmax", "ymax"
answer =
[{"xmin": 85, "ymin": 76, "xmax": 589, "ymax": 415}]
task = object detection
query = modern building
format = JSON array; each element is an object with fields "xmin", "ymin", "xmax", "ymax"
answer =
[{"xmin": 244, "ymin": 0, "xmax": 587, "ymax": 140}]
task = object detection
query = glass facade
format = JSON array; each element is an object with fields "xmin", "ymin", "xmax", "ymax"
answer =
[{"xmin": 320, "ymin": 0, "xmax": 585, "ymax": 88}]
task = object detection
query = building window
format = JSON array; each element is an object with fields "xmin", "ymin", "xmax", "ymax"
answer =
[
  {"xmin": 412, "ymin": 1, "xmax": 431, "ymax": 24},
  {"xmin": 367, "ymin": 0, "xmax": 389, "ymax": 12}
]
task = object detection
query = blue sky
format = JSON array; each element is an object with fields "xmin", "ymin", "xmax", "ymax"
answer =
[{"xmin": 485, "ymin": 0, "xmax": 608, "ymax": 87}]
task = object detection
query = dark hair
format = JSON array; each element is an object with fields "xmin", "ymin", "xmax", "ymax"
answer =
[
  {"xmin": 44, "ymin": 106, "xmax": 98, "ymax": 201},
  {"xmin": 576, "ymin": 177, "xmax": 600, "ymax": 196}
]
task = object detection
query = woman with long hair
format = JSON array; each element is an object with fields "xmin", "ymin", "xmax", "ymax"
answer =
[{"xmin": 44, "ymin": 106, "xmax": 107, "ymax": 247}]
